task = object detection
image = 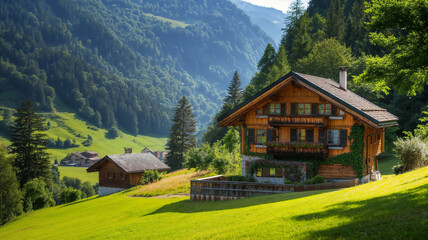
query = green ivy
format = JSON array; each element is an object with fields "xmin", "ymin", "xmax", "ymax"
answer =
[{"xmin": 325, "ymin": 124, "xmax": 365, "ymax": 178}]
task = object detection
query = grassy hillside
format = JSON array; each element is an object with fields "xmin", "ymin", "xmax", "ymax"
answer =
[
  {"xmin": 1, "ymin": 166, "xmax": 426, "ymax": 239},
  {"xmin": 58, "ymin": 167, "xmax": 98, "ymax": 185}
]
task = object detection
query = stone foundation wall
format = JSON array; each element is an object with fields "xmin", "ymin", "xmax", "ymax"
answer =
[{"xmin": 99, "ymin": 186, "xmax": 127, "ymax": 196}]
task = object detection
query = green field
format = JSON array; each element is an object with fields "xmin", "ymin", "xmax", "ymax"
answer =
[
  {"xmin": 58, "ymin": 166, "xmax": 98, "ymax": 184},
  {"xmin": 1, "ymin": 165, "xmax": 426, "ymax": 239},
  {"xmin": 143, "ymin": 13, "xmax": 190, "ymax": 28}
]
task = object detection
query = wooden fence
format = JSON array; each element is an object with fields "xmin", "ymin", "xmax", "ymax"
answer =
[{"xmin": 190, "ymin": 175, "xmax": 359, "ymax": 201}]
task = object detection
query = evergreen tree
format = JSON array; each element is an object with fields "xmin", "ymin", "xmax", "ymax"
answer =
[
  {"xmin": 325, "ymin": 0, "xmax": 345, "ymax": 42},
  {"xmin": 166, "ymin": 96, "xmax": 197, "ymax": 170},
  {"xmin": 281, "ymin": 0, "xmax": 305, "ymax": 52},
  {"xmin": 9, "ymin": 99, "xmax": 51, "ymax": 187},
  {"xmin": 224, "ymin": 71, "xmax": 242, "ymax": 106},
  {"xmin": 266, "ymin": 46, "xmax": 291, "ymax": 85},
  {"xmin": 257, "ymin": 44, "xmax": 277, "ymax": 74},
  {"xmin": 0, "ymin": 146, "xmax": 23, "ymax": 225},
  {"xmin": 289, "ymin": 13, "xmax": 313, "ymax": 65}
]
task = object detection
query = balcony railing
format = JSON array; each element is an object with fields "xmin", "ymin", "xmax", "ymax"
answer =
[
  {"xmin": 268, "ymin": 115, "xmax": 327, "ymax": 127},
  {"xmin": 267, "ymin": 146, "xmax": 328, "ymax": 158}
]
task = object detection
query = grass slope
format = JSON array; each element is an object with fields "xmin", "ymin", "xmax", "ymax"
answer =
[
  {"xmin": 58, "ymin": 166, "xmax": 98, "ymax": 185},
  {"xmin": 1, "ymin": 166, "xmax": 427, "ymax": 239}
]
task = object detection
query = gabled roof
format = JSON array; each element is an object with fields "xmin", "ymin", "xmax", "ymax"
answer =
[
  {"xmin": 218, "ymin": 71, "xmax": 398, "ymax": 128},
  {"xmin": 87, "ymin": 153, "xmax": 170, "ymax": 173}
]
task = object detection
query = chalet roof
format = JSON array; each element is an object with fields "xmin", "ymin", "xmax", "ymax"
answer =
[
  {"xmin": 87, "ymin": 153, "xmax": 170, "ymax": 173},
  {"xmin": 83, "ymin": 150, "xmax": 98, "ymax": 155},
  {"xmin": 71, "ymin": 152, "xmax": 88, "ymax": 159},
  {"xmin": 218, "ymin": 71, "xmax": 398, "ymax": 127}
]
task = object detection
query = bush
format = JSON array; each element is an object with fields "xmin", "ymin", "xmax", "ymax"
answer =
[
  {"xmin": 62, "ymin": 176, "xmax": 82, "ymax": 190},
  {"xmin": 226, "ymin": 175, "xmax": 256, "ymax": 182},
  {"xmin": 60, "ymin": 187, "xmax": 82, "ymax": 203},
  {"xmin": 22, "ymin": 178, "xmax": 55, "ymax": 211},
  {"xmin": 140, "ymin": 170, "xmax": 162, "ymax": 185},
  {"xmin": 184, "ymin": 143, "xmax": 215, "ymax": 170},
  {"xmin": 106, "ymin": 127, "xmax": 120, "ymax": 139},
  {"xmin": 81, "ymin": 181, "xmax": 96, "ymax": 198},
  {"xmin": 304, "ymin": 175, "xmax": 325, "ymax": 185},
  {"xmin": 393, "ymin": 164, "xmax": 404, "ymax": 175},
  {"xmin": 284, "ymin": 179, "xmax": 293, "ymax": 184},
  {"xmin": 394, "ymin": 137, "xmax": 428, "ymax": 172}
]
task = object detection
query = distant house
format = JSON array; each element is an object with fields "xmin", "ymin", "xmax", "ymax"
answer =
[
  {"xmin": 141, "ymin": 147, "xmax": 153, "ymax": 154},
  {"xmin": 64, "ymin": 151, "xmax": 101, "ymax": 167},
  {"xmin": 153, "ymin": 150, "xmax": 169, "ymax": 162},
  {"xmin": 87, "ymin": 149, "xmax": 170, "ymax": 196}
]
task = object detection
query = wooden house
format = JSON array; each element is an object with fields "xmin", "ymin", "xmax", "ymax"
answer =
[
  {"xmin": 64, "ymin": 150, "xmax": 101, "ymax": 167},
  {"xmin": 87, "ymin": 149, "xmax": 170, "ymax": 196},
  {"xmin": 218, "ymin": 70, "xmax": 398, "ymax": 182}
]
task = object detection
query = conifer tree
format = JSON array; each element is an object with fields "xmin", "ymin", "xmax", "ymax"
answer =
[
  {"xmin": 325, "ymin": 0, "xmax": 345, "ymax": 42},
  {"xmin": 224, "ymin": 71, "xmax": 242, "ymax": 106},
  {"xmin": 281, "ymin": 0, "xmax": 304, "ymax": 52},
  {"xmin": 9, "ymin": 99, "xmax": 51, "ymax": 187},
  {"xmin": 0, "ymin": 147, "xmax": 23, "ymax": 225},
  {"xmin": 166, "ymin": 96, "xmax": 196, "ymax": 171}
]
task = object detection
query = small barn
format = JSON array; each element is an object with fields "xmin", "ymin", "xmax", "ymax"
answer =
[{"xmin": 87, "ymin": 152, "xmax": 170, "ymax": 196}]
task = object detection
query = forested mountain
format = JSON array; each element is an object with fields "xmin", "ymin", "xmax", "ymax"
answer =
[
  {"xmin": 0, "ymin": 0, "xmax": 272, "ymax": 134},
  {"xmin": 229, "ymin": 0, "xmax": 286, "ymax": 45}
]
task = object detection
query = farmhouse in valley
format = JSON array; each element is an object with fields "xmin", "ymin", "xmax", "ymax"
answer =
[
  {"xmin": 87, "ymin": 148, "xmax": 170, "ymax": 196},
  {"xmin": 218, "ymin": 69, "xmax": 398, "ymax": 183},
  {"xmin": 64, "ymin": 150, "xmax": 101, "ymax": 167}
]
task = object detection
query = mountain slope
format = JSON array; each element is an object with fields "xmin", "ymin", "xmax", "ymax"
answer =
[
  {"xmin": 1, "ymin": 166, "xmax": 426, "ymax": 239},
  {"xmin": 0, "ymin": 0, "xmax": 272, "ymax": 131}
]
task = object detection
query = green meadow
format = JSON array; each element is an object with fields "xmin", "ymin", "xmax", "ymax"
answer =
[
  {"xmin": 0, "ymin": 166, "xmax": 426, "ymax": 239},
  {"xmin": 58, "ymin": 166, "xmax": 98, "ymax": 185}
]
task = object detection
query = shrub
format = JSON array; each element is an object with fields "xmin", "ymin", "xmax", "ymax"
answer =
[
  {"xmin": 284, "ymin": 179, "xmax": 292, "ymax": 184},
  {"xmin": 226, "ymin": 175, "xmax": 256, "ymax": 182},
  {"xmin": 81, "ymin": 181, "xmax": 96, "ymax": 198},
  {"xmin": 62, "ymin": 176, "xmax": 82, "ymax": 190},
  {"xmin": 140, "ymin": 170, "xmax": 162, "ymax": 185},
  {"xmin": 184, "ymin": 143, "xmax": 215, "ymax": 170},
  {"xmin": 60, "ymin": 187, "xmax": 82, "ymax": 204},
  {"xmin": 393, "ymin": 164, "xmax": 404, "ymax": 175},
  {"xmin": 394, "ymin": 137, "xmax": 428, "ymax": 172},
  {"xmin": 106, "ymin": 127, "xmax": 120, "ymax": 139},
  {"xmin": 22, "ymin": 178, "xmax": 55, "ymax": 211},
  {"xmin": 304, "ymin": 175, "xmax": 325, "ymax": 185}
]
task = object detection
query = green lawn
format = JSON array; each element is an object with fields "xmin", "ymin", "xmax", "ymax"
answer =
[
  {"xmin": 378, "ymin": 155, "xmax": 399, "ymax": 176},
  {"xmin": 1, "ymin": 166, "xmax": 426, "ymax": 239},
  {"xmin": 58, "ymin": 166, "xmax": 98, "ymax": 185}
]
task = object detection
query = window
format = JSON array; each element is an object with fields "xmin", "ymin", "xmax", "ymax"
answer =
[
  {"xmin": 270, "ymin": 168, "xmax": 275, "ymax": 177},
  {"xmin": 256, "ymin": 129, "xmax": 266, "ymax": 144},
  {"xmin": 256, "ymin": 168, "xmax": 262, "ymax": 177},
  {"xmin": 298, "ymin": 104, "xmax": 311, "ymax": 115},
  {"xmin": 269, "ymin": 103, "xmax": 281, "ymax": 115},
  {"xmin": 328, "ymin": 130, "xmax": 340, "ymax": 145},
  {"xmin": 120, "ymin": 173, "xmax": 126, "ymax": 180},
  {"xmin": 339, "ymin": 109, "xmax": 345, "ymax": 115},
  {"xmin": 256, "ymin": 109, "xmax": 262, "ymax": 115},
  {"xmin": 319, "ymin": 104, "xmax": 331, "ymax": 115},
  {"xmin": 107, "ymin": 172, "xmax": 114, "ymax": 179},
  {"xmin": 298, "ymin": 129, "xmax": 306, "ymax": 142}
]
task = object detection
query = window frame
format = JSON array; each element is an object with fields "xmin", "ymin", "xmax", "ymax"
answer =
[
  {"xmin": 298, "ymin": 103, "xmax": 311, "ymax": 115},
  {"xmin": 256, "ymin": 129, "xmax": 267, "ymax": 144},
  {"xmin": 328, "ymin": 129, "xmax": 340, "ymax": 145},
  {"xmin": 269, "ymin": 103, "xmax": 281, "ymax": 115},
  {"xmin": 298, "ymin": 129, "xmax": 306, "ymax": 142},
  {"xmin": 318, "ymin": 103, "xmax": 332, "ymax": 115}
]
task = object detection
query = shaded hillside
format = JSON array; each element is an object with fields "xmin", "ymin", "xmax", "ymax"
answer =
[{"xmin": 0, "ymin": 0, "xmax": 272, "ymax": 131}]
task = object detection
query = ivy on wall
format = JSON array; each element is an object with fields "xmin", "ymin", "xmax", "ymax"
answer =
[{"xmin": 325, "ymin": 123, "xmax": 365, "ymax": 178}]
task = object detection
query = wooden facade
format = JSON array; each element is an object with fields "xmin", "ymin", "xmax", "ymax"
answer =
[{"xmin": 219, "ymin": 72, "xmax": 398, "ymax": 180}]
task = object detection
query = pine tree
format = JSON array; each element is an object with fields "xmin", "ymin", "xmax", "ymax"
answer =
[
  {"xmin": 9, "ymin": 99, "xmax": 51, "ymax": 187},
  {"xmin": 325, "ymin": 0, "xmax": 345, "ymax": 42},
  {"xmin": 0, "ymin": 146, "xmax": 23, "ymax": 225},
  {"xmin": 224, "ymin": 71, "xmax": 242, "ymax": 106},
  {"xmin": 281, "ymin": 0, "xmax": 304, "ymax": 52},
  {"xmin": 166, "ymin": 96, "xmax": 196, "ymax": 171}
]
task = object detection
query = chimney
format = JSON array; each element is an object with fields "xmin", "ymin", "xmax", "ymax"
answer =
[
  {"xmin": 338, "ymin": 66, "xmax": 348, "ymax": 91},
  {"xmin": 124, "ymin": 148, "xmax": 132, "ymax": 154}
]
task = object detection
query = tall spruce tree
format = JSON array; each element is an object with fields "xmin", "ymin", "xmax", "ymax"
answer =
[
  {"xmin": 166, "ymin": 96, "xmax": 196, "ymax": 170},
  {"xmin": 224, "ymin": 71, "xmax": 242, "ymax": 106},
  {"xmin": 0, "ymin": 146, "xmax": 23, "ymax": 225},
  {"xmin": 281, "ymin": 0, "xmax": 305, "ymax": 52},
  {"xmin": 325, "ymin": 0, "xmax": 345, "ymax": 42},
  {"xmin": 9, "ymin": 99, "xmax": 51, "ymax": 187}
]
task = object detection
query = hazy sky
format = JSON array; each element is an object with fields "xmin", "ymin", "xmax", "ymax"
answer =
[{"xmin": 241, "ymin": 0, "xmax": 310, "ymax": 14}]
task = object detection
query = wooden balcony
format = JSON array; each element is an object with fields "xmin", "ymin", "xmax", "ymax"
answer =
[
  {"xmin": 267, "ymin": 146, "xmax": 328, "ymax": 158},
  {"xmin": 268, "ymin": 115, "xmax": 327, "ymax": 127}
]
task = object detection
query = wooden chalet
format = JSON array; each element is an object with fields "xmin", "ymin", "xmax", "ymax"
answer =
[
  {"xmin": 87, "ymin": 149, "xmax": 170, "ymax": 196},
  {"xmin": 218, "ymin": 69, "xmax": 398, "ymax": 181}
]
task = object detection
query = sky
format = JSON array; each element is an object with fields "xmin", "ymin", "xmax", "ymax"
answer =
[{"xmin": 241, "ymin": 0, "xmax": 310, "ymax": 14}]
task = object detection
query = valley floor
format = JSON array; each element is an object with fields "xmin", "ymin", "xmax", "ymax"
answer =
[{"xmin": 0, "ymin": 166, "xmax": 427, "ymax": 239}]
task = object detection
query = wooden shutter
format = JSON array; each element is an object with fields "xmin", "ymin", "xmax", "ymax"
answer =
[
  {"xmin": 290, "ymin": 103, "xmax": 297, "ymax": 115},
  {"xmin": 290, "ymin": 129, "xmax": 297, "ymax": 142},
  {"xmin": 262, "ymin": 168, "xmax": 270, "ymax": 177},
  {"xmin": 273, "ymin": 128, "xmax": 278, "ymax": 141},
  {"xmin": 311, "ymin": 103, "xmax": 318, "ymax": 115},
  {"xmin": 280, "ymin": 103, "xmax": 287, "ymax": 115},
  {"xmin": 248, "ymin": 128, "xmax": 255, "ymax": 144},
  {"xmin": 332, "ymin": 105, "xmax": 337, "ymax": 116},
  {"xmin": 318, "ymin": 129, "xmax": 325, "ymax": 144},
  {"xmin": 267, "ymin": 129, "xmax": 272, "ymax": 142},
  {"xmin": 275, "ymin": 168, "xmax": 283, "ymax": 177},
  {"xmin": 340, "ymin": 129, "xmax": 348, "ymax": 146},
  {"xmin": 307, "ymin": 129, "xmax": 314, "ymax": 142},
  {"xmin": 263, "ymin": 104, "xmax": 269, "ymax": 115}
]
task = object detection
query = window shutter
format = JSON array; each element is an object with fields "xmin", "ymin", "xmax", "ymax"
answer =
[
  {"xmin": 248, "ymin": 128, "xmax": 255, "ymax": 144},
  {"xmin": 307, "ymin": 129, "xmax": 314, "ymax": 142},
  {"xmin": 340, "ymin": 129, "xmax": 348, "ymax": 146},
  {"xmin": 267, "ymin": 129, "xmax": 272, "ymax": 142},
  {"xmin": 273, "ymin": 128, "xmax": 278, "ymax": 141},
  {"xmin": 263, "ymin": 104, "xmax": 269, "ymax": 115},
  {"xmin": 280, "ymin": 103, "xmax": 287, "ymax": 115},
  {"xmin": 290, "ymin": 103, "xmax": 296, "ymax": 115},
  {"xmin": 332, "ymin": 105, "xmax": 337, "ymax": 115},
  {"xmin": 262, "ymin": 168, "xmax": 270, "ymax": 177},
  {"xmin": 318, "ymin": 129, "xmax": 325, "ymax": 144},
  {"xmin": 311, "ymin": 103, "xmax": 317, "ymax": 115},
  {"xmin": 290, "ymin": 129, "xmax": 297, "ymax": 142}
]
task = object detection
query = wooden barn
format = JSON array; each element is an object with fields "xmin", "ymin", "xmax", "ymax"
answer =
[
  {"xmin": 218, "ymin": 69, "xmax": 398, "ymax": 182},
  {"xmin": 87, "ymin": 150, "xmax": 170, "ymax": 196}
]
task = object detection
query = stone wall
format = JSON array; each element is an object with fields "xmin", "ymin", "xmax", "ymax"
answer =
[{"xmin": 99, "ymin": 186, "xmax": 127, "ymax": 196}]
